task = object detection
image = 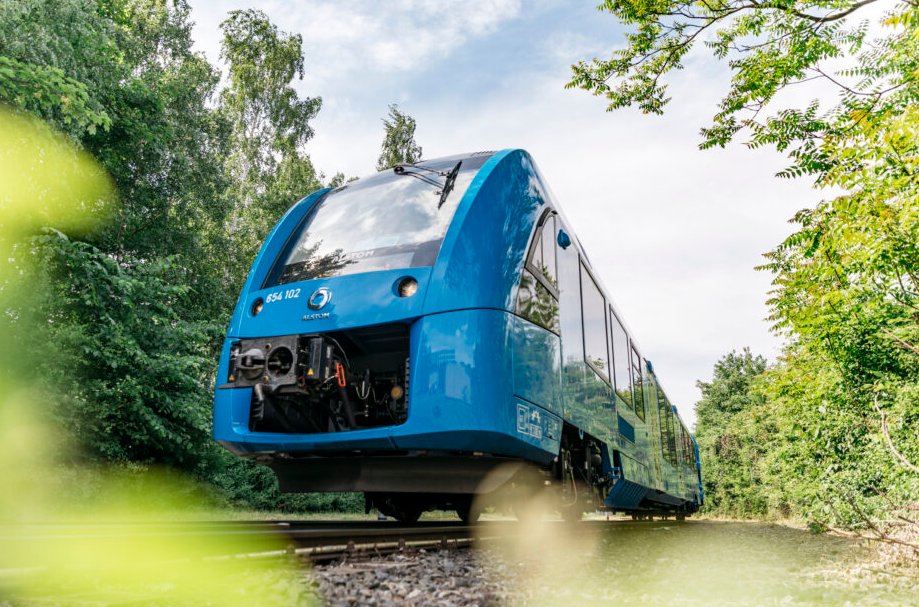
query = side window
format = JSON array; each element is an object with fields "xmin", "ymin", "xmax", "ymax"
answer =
[
  {"xmin": 516, "ymin": 213, "xmax": 559, "ymax": 333},
  {"xmin": 610, "ymin": 310, "xmax": 632, "ymax": 410},
  {"xmin": 538, "ymin": 215, "xmax": 557, "ymax": 288},
  {"xmin": 526, "ymin": 213, "xmax": 558, "ymax": 291},
  {"xmin": 684, "ymin": 428, "xmax": 695, "ymax": 468},
  {"xmin": 580, "ymin": 263, "xmax": 609, "ymax": 382},
  {"xmin": 630, "ymin": 346, "xmax": 646, "ymax": 421},
  {"xmin": 658, "ymin": 390, "xmax": 676, "ymax": 465},
  {"xmin": 674, "ymin": 422, "xmax": 683, "ymax": 466},
  {"xmin": 666, "ymin": 406, "xmax": 677, "ymax": 465}
]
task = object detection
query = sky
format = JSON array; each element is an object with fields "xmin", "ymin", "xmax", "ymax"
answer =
[{"xmin": 191, "ymin": 0, "xmax": 825, "ymax": 428}]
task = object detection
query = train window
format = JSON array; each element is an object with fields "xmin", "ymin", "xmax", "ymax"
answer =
[
  {"xmin": 558, "ymin": 233, "xmax": 584, "ymax": 376},
  {"xmin": 630, "ymin": 346, "xmax": 646, "ymax": 421},
  {"xmin": 610, "ymin": 310, "xmax": 632, "ymax": 410},
  {"xmin": 666, "ymin": 407, "xmax": 677, "ymax": 466},
  {"xmin": 265, "ymin": 156, "xmax": 484, "ymax": 286},
  {"xmin": 540, "ymin": 215, "xmax": 558, "ymax": 287},
  {"xmin": 518, "ymin": 212, "xmax": 560, "ymax": 332},
  {"xmin": 685, "ymin": 429, "xmax": 695, "ymax": 468},
  {"xmin": 674, "ymin": 422, "xmax": 683, "ymax": 466},
  {"xmin": 658, "ymin": 390, "xmax": 676, "ymax": 465},
  {"xmin": 516, "ymin": 268, "xmax": 559, "ymax": 333},
  {"xmin": 647, "ymin": 376, "xmax": 659, "ymax": 426},
  {"xmin": 580, "ymin": 263, "xmax": 609, "ymax": 383},
  {"xmin": 525, "ymin": 213, "xmax": 559, "ymax": 294}
]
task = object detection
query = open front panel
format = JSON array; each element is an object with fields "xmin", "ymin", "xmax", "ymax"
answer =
[{"xmin": 225, "ymin": 323, "xmax": 410, "ymax": 434}]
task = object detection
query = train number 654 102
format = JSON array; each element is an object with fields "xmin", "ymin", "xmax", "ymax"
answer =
[{"xmin": 265, "ymin": 288, "xmax": 300, "ymax": 304}]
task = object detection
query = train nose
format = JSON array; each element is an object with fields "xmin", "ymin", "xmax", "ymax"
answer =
[{"xmin": 233, "ymin": 268, "xmax": 431, "ymax": 337}]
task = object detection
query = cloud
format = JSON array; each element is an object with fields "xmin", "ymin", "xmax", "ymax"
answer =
[{"xmin": 287, "ymin": 0, "xmax": 523, "ymax": 87}]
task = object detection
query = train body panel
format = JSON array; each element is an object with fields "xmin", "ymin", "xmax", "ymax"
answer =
[{"xmin": 213, "ymin": 148, "xmax": 702, "ymax": 516}]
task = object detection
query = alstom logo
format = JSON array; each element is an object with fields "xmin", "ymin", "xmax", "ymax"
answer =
[
  {"xmin": 302, "ymin": 312, "xmax": 331, "ymax": 321},
  {"xmin": 307, "ymin": 287, "xmax": 332, "ymax": 310}
]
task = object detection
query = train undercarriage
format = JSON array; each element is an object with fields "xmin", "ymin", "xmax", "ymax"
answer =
[{"xmin": 254, "ymin": 421, "xmax": 697, "ymax": 524}]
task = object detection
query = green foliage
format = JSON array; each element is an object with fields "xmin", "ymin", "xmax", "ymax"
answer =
[
  {"xmin": 694, "ymin": 349, "xmax": 772, "ymax": 517},
  {"xmin": 32, "ymin": 230, "xmax": 219, "ymax": 470},
  {"xmin": 211, "ymin": 456, "xmax": 364, "ymax": 513},
  {"xmin": 578, "ymin": 0, "xmax": 919, "ymax": 531},
  {"xmin": 0, "ymin": 56, "xmax": 111, "ymax": 135},
  {"xmin": 376, "ymin": 103, "xmax": 423, "ymax": 170},
  {"xmin": 0, "ymin": 0, "xmax": 117, "ymax": 138},
  {"xmin": 1, "ymin": 0, "xmax": 348, "ymax": 513}
]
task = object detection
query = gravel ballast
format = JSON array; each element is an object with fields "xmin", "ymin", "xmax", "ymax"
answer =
[{"xmin": 310, "ymin": 549, "xmax": 514, "ymax": 607}]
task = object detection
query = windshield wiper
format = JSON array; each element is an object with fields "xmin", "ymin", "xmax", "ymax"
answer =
[
  {"xmin": 392, "ymin": 160, "xmax": 463, "ymax": 208},
  {"xmin": 438, "ymin": 161, "xmax": 462, "ymax": 208}
]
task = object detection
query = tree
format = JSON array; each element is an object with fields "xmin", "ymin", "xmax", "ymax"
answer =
[
  {"xmin": 0, "ymin": 0, "xmax": 115, "ymax": 139},
  {"xmin": 571, "ymin": 0, "xmax": 919, "ymax": 532},
  {"xmin": 219, "ymin": 9, "xmax": 322, "ymax": 264},
  {"xmin": 376, "ymin": 103, "xmax": 422, "ymax": 170},
  {"xmin": 1, "ymin": 1, "xmax": 359, "ymax": 513},
  {"xmin": 1, "ymin": 0, "xmax": 233, "ymax": 471},
  {"xmin": 694, "ymin": 349, "xmax": 771, "ymax": 516}
]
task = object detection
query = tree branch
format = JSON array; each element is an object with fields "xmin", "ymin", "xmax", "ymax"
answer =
[
  {"xmin": 880, "ymin": 328, "xmax": 919, "ymax": 357},
  {"xmin": 873, "ymin": 393, "xmax": 919, "ymax": 474},
  {"xmin": 780, "ymin": 0, "xmax": 880, "ymax": 23}
]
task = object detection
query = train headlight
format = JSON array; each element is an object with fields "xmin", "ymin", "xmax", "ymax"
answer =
[
  {"xmin": 396, "ymin": 277, "xmax": 418, "ymax": 298},
  {"xmin": 251, "ymin": 297, "xmax": 264, "ymax": 316}
]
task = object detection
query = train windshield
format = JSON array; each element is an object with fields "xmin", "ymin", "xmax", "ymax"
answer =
[{"xmin": 265, "ymin": 155, "xmax": 489, "ymax": 286}]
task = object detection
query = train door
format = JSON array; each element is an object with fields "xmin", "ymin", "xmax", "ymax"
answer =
[{"xmin": 512, "ymin": 211, "xmax": 562, "ymax": 415}]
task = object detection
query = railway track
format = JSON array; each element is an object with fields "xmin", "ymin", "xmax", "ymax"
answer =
[
  {"xmin": 4, "ymin": 520, "xmax": 491, "ymax": 565},
  {"xmin": 4, "ymin": 517, "xmax": 656, "ymax": 571}
]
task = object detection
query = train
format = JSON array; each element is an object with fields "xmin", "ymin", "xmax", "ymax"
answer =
[{"xmin": 213, "ymin": 149, "xmax": 703, "ymax": 522}]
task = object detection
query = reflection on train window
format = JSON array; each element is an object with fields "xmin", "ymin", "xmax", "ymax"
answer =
[
  {"xmin": 610, "ymin": 310, "xmax": 632, "ymax": 410},
  {"xmin": 557, "ymin": 226, "xmax": 583, "ymax": 367},
  {"xmin": 647, "ymin": 376, "xmax": 659, "ymax": 431},
  {"xmin": 526, "ymin": 213, "xmax": 559, "ymax": 292},
  {"xmin": 516, "ymin": 268, "xmax": 559, "ymax": 333},
  {"xmin": 540, "ymin": 215, "xmax": 557, "ymax": 287},
  {"xmin": 630, "ymin": 345, "xmax": 646, "ymax": 421},
  {"xmin": 265, "ymin": 156, "xmax": 485, "ymax": 286},
  {"xmin": 518, "ymin": 211, "xmax": 561, "ymax": 333},
  {"xmin": 658, "ymin": 390, "xmax": 677, "ymax": 466},
  {"xmin": 580, "ymin": 263, "xmax": 609, "ymax": 383},
  {"xmin": 674, "ymin": 422, "xmax": 683, "ymax": 467}
]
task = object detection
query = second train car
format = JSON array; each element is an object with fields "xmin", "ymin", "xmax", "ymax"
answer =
[{"xmin": 213, "ymin": 149, "xmax": 703, "ymax": 522}]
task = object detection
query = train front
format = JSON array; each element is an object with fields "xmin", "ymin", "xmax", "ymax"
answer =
[{"xmin": 213, "ymin": 150, "xmax": 560, "ymax": 510}]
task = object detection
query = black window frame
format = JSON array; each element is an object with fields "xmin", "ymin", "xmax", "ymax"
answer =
[
  {"xmin": 579, "ymin": 262, "xmax": 611, "ymax": 385},
  {"xmin": 658, "ymin": 389, "xmax": 676, "ymax": 466},
  {"xmin": 516, "ymin": 209, "xmax": 561, "ymax": 335},
  {"xmin": 609, "ymin": 307, "xmax": 633, "ymax": 412},
  {"xmin": 630, "ymin": 345, "xmax": 646, "ymax": 421},
  {"xmin": 525, "ymin": 211, "xmax": 559, "ymax": 298}
]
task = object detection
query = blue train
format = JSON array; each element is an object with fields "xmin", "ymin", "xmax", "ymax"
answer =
[{"xmin": 214, "ymin": 149, "xmax": 703, "ymax": 522}]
